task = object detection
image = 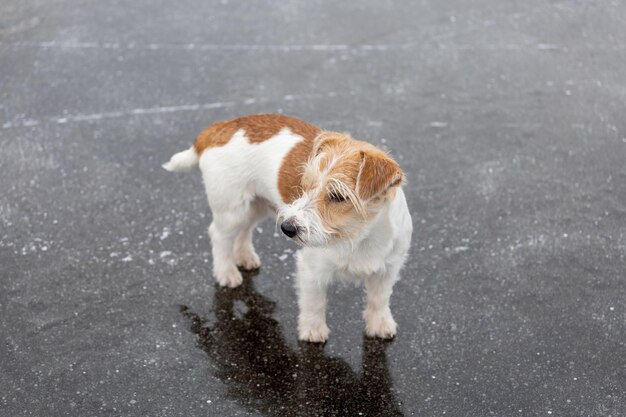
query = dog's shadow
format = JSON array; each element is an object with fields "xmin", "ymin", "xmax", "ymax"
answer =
[{"xmin": 180, "ymin": 273, "xmax": 404, "ymax": 416}]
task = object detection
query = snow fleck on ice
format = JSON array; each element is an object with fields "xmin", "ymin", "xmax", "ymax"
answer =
[
  {"xmin": 429, "ymin": 121, "xmax": 448, "ymax": 128},
  {"xmin": 537, "ymin": 43, "xmax": 559, "ymax": 50},
  {"xmin": 159, "ymin": 251, "xmax": 172, "ymax": 258}
]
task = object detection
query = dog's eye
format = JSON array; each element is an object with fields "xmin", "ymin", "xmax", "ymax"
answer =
[{"xmin": 328, "ymin": 192, "xmax": 346, "ymax": 203}]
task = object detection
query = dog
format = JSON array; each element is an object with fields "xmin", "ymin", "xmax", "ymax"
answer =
[{"xmin": 163, "ymin": 114, "xmax": 412, "ymax": 342}]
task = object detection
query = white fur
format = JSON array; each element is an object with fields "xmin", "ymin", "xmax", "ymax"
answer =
[
  {"xmin": 295, "ymin": 188, "xmax": 412, "ymax": 341},
  {"xmin": 162, "ymin": 147, "xmax": 199, "ymax": 171},
  {"xmin": 197, "ymin": 128, "xmax": 302, "ymax": 287},
  {"xmin": 277, "ymin": 190, "xmax": 331, "ymax": 247},
  {"xmin": 164, "ymin": 128, "xmax": 412, "ymax": 341}
]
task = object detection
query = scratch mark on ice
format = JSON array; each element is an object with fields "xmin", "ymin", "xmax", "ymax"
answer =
[{"xmin": 1, "ymin": 92, "xmax": 338, "ymax": 129}]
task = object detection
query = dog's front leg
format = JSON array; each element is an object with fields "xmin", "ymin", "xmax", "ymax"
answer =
[
  {"xmin": 296, "ymin": 250, "xmax": 332, "ymax": 343},
  {"xmin": 363, "ymin": 264, "xmax": 401, "ymax": 339}
]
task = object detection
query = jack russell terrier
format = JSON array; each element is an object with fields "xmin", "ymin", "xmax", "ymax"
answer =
[{"xmin": 163, "ymin": 114, "xmax": 412, "ymax": 342}]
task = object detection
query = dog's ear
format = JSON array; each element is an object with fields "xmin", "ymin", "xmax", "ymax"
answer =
[
  {"xmin": 356, "ymin": 149, "xmax": 403, "ymax": 201},
  {"xmin": 312, "ymin": 132, "xmax": 348, "ymax": 156}
]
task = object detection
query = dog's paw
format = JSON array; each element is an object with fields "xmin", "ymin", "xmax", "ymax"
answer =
[
  {"xmin": 364, "ymin": 309, "xmax": 397, "ymax": 339},
  {"xmin": 298, "ymin": 322, "xmax": 330, "ymax": 343},
  {"xmin": 214, "ymin": 265, "xmax": 243, "ymax": 288},
  {"xmin": 235, "ymin": 249, "xmax": 261, "ymax": 270}
]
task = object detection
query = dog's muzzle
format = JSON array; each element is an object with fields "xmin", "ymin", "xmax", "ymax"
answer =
[{"xmin": 280, "ymin": 219, "xmax": 300, "ymax": 239}]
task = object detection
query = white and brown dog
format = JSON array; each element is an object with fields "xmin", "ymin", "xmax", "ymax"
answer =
[{"xmin": 163, "ymin": 114, "xmax": 412, "ymax": 342}]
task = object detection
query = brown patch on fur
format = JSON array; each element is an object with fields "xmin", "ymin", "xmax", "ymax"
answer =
[
  {"xmin": 356, "ymin": 147, "xmax": 404, "ymax": 201},
  {"xmin": 193, "ymin": 113, "xmax": 319, "ymax": 154},
  {"xmin": 299, "ymin": 132, "xmax": 404, "ymax": 240},
  {"xmin": 191, "ymin": 114, "xmax": 320, "ymax": 204},
  {"xmin": 275, "ymin": 122, "xmax": 320, "ymax": 203},
  {"xmin": 317, "ymin": 192, "xmax": 360, "ymax": 240},
  {"xmin": 192, "ymin": 120, "xmax": 237, "ymax": 154},
  {"xmin": 278, "ymin": 139, "xmax": 315, "ymax": 203},
  {"xmin": 312, "ymin": 131, "xmax": 349, "ymax": 156}
]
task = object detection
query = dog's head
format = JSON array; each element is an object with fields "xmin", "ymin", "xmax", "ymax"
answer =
[{"xmin": 278, "ymin": 131, "xmax": 404, "ymax": 247}]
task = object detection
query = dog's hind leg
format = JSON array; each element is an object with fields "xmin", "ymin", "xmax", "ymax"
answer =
[
  {"xmin": 233, "ymin": 198, "xmax": 269, "ymax": 270},
  {"xmin": 208, "ymin": 207, "xmax": 248, "ymax": 288},
  {"xmin": 198, "ymin": 145, "xmax": 256, "ymax": 287},
  {"xmin": 207, "ymin": 196, "xmax": 270, "ymax": 287}
]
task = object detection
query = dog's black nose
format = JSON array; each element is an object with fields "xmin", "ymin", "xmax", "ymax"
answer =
[{"xmin": 280, "ymin": 221, "xmax": 298, "ymax": 238}]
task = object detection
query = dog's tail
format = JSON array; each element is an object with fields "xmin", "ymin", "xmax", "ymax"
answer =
[{"xmin": 162, "ymin": 147, "xmax": 199, "ymax": 172}]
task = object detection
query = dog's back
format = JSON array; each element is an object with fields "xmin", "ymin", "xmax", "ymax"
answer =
[
  {"xmin": 163, "ymin": 114, "xmax": 320, "ymax": 206},
  {"xmin": 162, "ymin": 114, "xmax": 322, "ymax": 288}
]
